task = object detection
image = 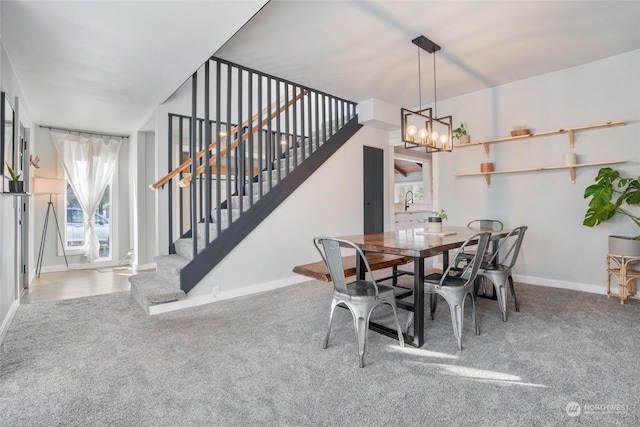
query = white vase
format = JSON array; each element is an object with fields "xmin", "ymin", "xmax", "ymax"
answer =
[{"xmin": 428, "ymin": 218, "xmax": 442, "ymax": 233}]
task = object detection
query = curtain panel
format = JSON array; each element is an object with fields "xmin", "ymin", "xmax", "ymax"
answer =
[{"xmin": 51, "ymin": 131, "xmax": 122, "ymax": 262}]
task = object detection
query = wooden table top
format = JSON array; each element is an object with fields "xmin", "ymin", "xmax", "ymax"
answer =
[{"xmin": 339, "ymin": 226, "xmax": 505, "ymax": 258}]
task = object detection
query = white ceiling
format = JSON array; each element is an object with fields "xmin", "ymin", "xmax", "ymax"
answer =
[
  {"xmin": 217, "ymin": 0, "xmax": 640, "ymax": 110},
  {"xmin": 1, "ymin": 0, "xmax": 639, "ymax": 136},
  {"xmin": 0, "ymin": 0, "xmax": 268, "ymax": 135}
]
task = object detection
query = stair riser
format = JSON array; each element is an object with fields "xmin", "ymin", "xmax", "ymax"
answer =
[
  {"xmin": 156, "ymin": 262, "xmax": 183, "ymax": 286},
  {"xmin": 174, "ymin": 238, "xmax": 196, "ymax": 260}
]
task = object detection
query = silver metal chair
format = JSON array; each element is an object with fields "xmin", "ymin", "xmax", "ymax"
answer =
[
  {"xmin": 455, "ymin": 219, "xmax": 503, "ymax": 265},
  {"xmin": 408, "ymin": 232, "xmax": 491, "ymax": 351},
  {"xmin": 476, "ymin": 225, "xmax": 528, "ymax": 321},
  {"xmin": 467, "ymin": 219, "xmax": 504, "ymax": 232},
  {"xmin": 314, "ymin": 237, "xmax": 405, "ymax": 368}
]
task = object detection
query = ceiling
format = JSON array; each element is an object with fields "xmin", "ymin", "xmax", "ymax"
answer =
[
  {"xmin": 0, "ymin": 0, "xmax": 268, "ymax": 135},
  {"xmin": 1, "ymin": 0, "xmax": 638, "ymax": 136}
]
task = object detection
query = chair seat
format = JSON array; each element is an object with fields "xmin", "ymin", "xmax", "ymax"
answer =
[
  {"xmin": 339, "ymin": 280, "xmax": 396, "ymax": 300},
  {"xmin": 424, "ymin": 272, "xmax": 467, "ymax": 287},
  {"xmin": 479, "ymin": 262, "xmax": 510, "ymax": 273}
]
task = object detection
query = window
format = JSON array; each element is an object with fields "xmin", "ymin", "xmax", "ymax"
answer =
[
  {"xmin": 64, "ymin": 181, "xmax": 112, "ymax": 259},
  {"xmin": 395, "ymin": 182, "xmax": 424, "ymax": 203}
]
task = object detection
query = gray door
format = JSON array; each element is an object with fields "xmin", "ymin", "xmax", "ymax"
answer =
[{"xmin": 363, "ymin": 146, "xmax": 383, "ymax": 234}]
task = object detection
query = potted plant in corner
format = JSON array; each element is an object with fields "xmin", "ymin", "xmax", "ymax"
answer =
[
  {"xmin": 583, "ymin": 167, "xmax": 640, "ymax": 256},
  {"xmin": 453, "ymin": 123, "xmax": 470, "ymax": 144},
  {"xmin": 428, "ymin": 208, "xmax": 447, "ymax": 233},
  {"xmin": 5, "ymin": 162, "xmax": 23, "ymax": 193}
]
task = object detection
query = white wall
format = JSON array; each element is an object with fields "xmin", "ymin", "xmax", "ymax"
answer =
[
  {"xmin": 0, "ymin": 35, "xmax": 33, "ymax": 341},
  {"xmin": 129, "ymin": 129, "xmax": 157, "ymax": 270},
  {"xmin": 433, "ymin": 50, "xmax": 640, "ymax": 294}
]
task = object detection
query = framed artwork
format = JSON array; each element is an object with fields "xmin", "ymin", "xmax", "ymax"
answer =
[{"xmin": 1, "ymin": 92, "xmax": 15, "ymax": 182}]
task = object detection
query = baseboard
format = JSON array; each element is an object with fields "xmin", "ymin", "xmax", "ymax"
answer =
[
  {"xmin": 148, "ymin": 275, "xmax": 309, "ymax": 315},
  {"xmin": 513, "ymin": 274, "xmax": 606, "ymax": 295},
  {"xmin": 0, "ymin": 299, "xmax": 20, "ymax": 346},
  {"xmin": 146, "ymin": 273, "xmax": 610, "ymax": 316},
  {"xmin": 38, "ymin": 260, "xmax": 127, "ymax": 274}
]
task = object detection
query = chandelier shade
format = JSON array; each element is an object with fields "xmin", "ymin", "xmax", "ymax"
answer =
[{"xmin": 401, "ymin": 35, "xmax": 452, "ymax": 154}]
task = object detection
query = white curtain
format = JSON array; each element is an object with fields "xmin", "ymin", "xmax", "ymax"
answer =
[{"xmin": 51, "ymin": 131, "xmax": 122, "ymax": 262}]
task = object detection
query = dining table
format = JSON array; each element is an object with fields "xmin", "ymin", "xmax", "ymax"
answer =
[{"xmin": 339, "ymin": 226, "xmax": 510, "ymax": 348}]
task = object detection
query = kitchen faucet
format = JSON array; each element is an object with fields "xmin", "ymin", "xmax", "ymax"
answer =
[{"xmin": 404, "ymin": 190, "xmax": 414, "ymax": 211}]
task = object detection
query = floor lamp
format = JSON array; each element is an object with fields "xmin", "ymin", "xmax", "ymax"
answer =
[{"xmin": 34, "ymin": 177, "xmax": 69, "ymax": 277}]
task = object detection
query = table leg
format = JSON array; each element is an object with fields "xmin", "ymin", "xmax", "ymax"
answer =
[
  {"xmin": 412, "ymin": 257, "xmax": 425, "ymax": 347},
  {"xmin": 356, "ymin": 252, "xmax": 366, "ymax": 280}
]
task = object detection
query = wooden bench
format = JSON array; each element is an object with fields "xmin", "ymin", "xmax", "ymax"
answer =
[{"xmin": 293, "ymin": 253, "xmax": 413, "ymax": 283}]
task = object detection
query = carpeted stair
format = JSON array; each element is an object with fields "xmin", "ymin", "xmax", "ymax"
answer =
[{"xmin": 129, "ymin": 141, "xmax": 311, "ymax": 313}]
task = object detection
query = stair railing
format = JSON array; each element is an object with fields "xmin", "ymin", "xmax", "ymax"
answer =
[{"xmin": 153, "ymin": 57, "xmax": 357, "ymax": 276}]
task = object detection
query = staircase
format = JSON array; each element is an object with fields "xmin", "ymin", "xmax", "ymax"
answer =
[{"xmin": 130, "ymin": 77, "xmax": 361, "ymax": 314}]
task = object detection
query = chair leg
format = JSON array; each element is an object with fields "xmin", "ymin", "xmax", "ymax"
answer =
[
  {"xmin": 443, "ymin": 295, "xmax": 464, "ymax": 351},
  {"xmin": 355, "ymin": 315, "xmax": 367, "ymax": 368},
  {"xmin": 405, "ymin": 312, "xmax": 414, "ymax": 333},
  {"xmin": 430, "ymin": 293, "xmax": 438, "ymax": 320},
  {"xmin": 494, "ymin": 279, "xmax": 508, "ymax": 322},
  {"xmin": 388, "ymin": 301, "xmax": 405, "ymax": 348},
  {"xmin": 508, "ymin": 276, "xmax": 519, "ymax": 312},
  {"xmin": 323, "ymin": 299, "xmax": 339, "ymax": 349},
  {"xmin": 468, "ymin": 291, "xmax": 479, "ymax": 336}
]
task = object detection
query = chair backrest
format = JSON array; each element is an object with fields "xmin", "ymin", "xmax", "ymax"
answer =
[
  {"xmin": 487, "ymin": 226, "xmax": 528, "ymax": 269},
  {"xmin": 313, "ymin": 237, "xmax": 379, "ymax": 296},
  {"xmin": 467, "ymin": 219, "xmax": 503, "ymax": 232},
  {"xmin": 442, "ymin": 231, "xmax": 491, "ymax": 286}
]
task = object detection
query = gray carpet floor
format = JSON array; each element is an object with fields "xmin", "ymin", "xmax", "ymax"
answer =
[{"xmin": 1, "ymin": 278, "xmax": 638, "ymax": 426}]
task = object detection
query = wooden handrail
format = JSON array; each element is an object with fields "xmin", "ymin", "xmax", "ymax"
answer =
[
  {"xmin": 177, "ymin": 89, "xmax": 306, "ymax": 187},
  {"xmin": 150, "ymin": 89, "xmax": 306, "ymax": 190}
]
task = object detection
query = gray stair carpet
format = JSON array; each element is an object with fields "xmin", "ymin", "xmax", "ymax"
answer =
[
  {"xmin": 129, "ymin": 253, "xmax": 189, "ymax": 313},
  {"xmin": 128, "ymin": 142, "xmax": 310, "ymax": 312}
]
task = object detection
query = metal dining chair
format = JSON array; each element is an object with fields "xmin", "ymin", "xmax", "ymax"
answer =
[
  {"xmin": 467, "ymin": 219, "xmax": 504, "ymax": 232},
  {"xmin": 476, "ymin": 225, "xmax": 528, "ymax": 321},
  {"xmin": 313, "ymin": 237, "xmax": 405, "ymax": 368},
  {"xmin": 408, "ymin": 232, "xmax": 491, "ymax": 351},
  {"xmin": 455, "ymin": 219, "xmax": 503, "ymax": 266}
]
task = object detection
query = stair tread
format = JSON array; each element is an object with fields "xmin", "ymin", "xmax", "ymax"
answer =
[{"xmin": 129, "ymin": 272, "xmax": 185, "ymax": 306}]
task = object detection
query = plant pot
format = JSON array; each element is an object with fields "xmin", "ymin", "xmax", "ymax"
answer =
[
  {"xmin": 460, "ymin": 135, "xmax": 470, "ymax": 144},
  {"xmin": 609, "ymin": 235, "xmax": 640, "ymax": 257},
  {"xmin": 8, "ymin": 181, "xmax": 23, "ymax": 193},
  {"xmin": 428, "ymin": 217, "xmax": 442, "ymax": 233}
]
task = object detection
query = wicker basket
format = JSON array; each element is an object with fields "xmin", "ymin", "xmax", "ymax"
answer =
[{"xmin": 480, "ymin": 162, "xmax": 494, "ymax": 172}]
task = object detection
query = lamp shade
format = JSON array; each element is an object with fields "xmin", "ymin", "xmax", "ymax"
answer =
[{"xmin": 34, "ymin": 177, "xmax": 67, "ymax": 195}]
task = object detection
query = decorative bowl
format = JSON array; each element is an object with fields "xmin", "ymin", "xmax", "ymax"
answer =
[{"xmin": 510, "ymin": 129, "xmax": 531, "ymax": 137}]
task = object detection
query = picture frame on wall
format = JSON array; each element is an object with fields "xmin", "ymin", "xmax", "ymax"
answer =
[{"xmin": 1, "ymin": 92, "xmax": 16, "ymax": 186}]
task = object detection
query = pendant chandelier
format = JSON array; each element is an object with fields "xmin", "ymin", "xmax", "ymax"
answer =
[{"xmin": 401, "ymin": 35, "xmax": 452, "ymax": 153}]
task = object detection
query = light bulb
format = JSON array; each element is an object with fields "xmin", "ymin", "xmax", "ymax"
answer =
[
  {"xmin": 419, "ymin": 128, "xmax": 428, "ymax": 145},
  {"xmin": 407, "ymin": 125, "xmax": 417, "ymax": 142},
  {"xmin": 439, "ymin": 134, "xmax": 448, "ymax": 149}
]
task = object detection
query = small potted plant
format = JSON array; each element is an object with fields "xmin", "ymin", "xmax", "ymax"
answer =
[
  {"xmin": 5, "ymin": 162, "xmax": 23, "ymax": 193},
  {"xmin": 583, "ymin": 167, "xmax": 640, "ymax": 256},
  {"xmin": 428, "ymin": 208, "xmax": 447, "ymax": 233},
  {"xmin": 453, "ymin": 123, "xmax": 470, "ymax": 144}
]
